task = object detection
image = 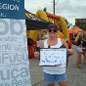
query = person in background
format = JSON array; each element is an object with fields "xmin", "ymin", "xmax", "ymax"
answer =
[
  {"xmin": 75, "ymin": 32, "xmax": 83, "ymax": 68},
  {"xmin": 82, "ymin": 30, "xmax": 86, "ymax": 64},
  {"xmin": 34, "ymin": 24, "xmax": 74, "ymax": 86},
  {"xmin": 36, "ymin": 30, "xmax": 43, "ymax": 51},
  {"xmin": 42, "ymin": 29, "xmax": 49, "ymax": 40}
]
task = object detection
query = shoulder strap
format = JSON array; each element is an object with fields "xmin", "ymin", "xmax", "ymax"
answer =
[
  {"xmin": 44, "ymin": 39, "xmax": 48, "ymax": 48},
  {"xmin": 60, "ymin": 44, "xmax": 66, "ymax": 48}
]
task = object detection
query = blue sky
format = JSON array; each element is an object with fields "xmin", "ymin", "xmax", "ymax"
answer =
[{"xmin": 25, "ymin": 0, "xmax": 86, "ymax": 25}]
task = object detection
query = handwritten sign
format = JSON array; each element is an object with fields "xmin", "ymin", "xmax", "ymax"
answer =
[{"xmin": 39, "ymin": 48, "xmax": 67, "ymax": 67}]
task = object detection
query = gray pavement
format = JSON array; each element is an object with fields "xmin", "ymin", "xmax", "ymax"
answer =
[{"xmin": 29, "ymin": 45, "xmax": 86, "ymax": 86}]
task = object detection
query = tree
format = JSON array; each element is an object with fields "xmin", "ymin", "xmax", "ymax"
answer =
[
  {"xmin": 75, "ymin": 21, "xmax": 81, "ymax": 28},
  {"xmin": 63, "ymin": 17, "xmax": 72, "ymax": 28},
  {"xmin": 75, "ymin": 21, "xmax": 86, "ymax": 30},
  {"xmin": 82, "ymin": 25, "xmax": 86, "ymax": 31},
  {"xmin": 43, "ymin": 7, "xmax": 47, "ymax": 12}
]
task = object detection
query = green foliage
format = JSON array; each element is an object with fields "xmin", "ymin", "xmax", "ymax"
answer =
[
  {"xmin": 63, "ymin": 17, "xmax": 72, "ymax": 29},
  {"xmin": 82, "ymin": 25, "xmax": 86, "ymax": 31},
  {"xmin": 43, "ymin": 7, "xmax": 47, "ymax": 12},
  {"xmin": 75, "ymin": 21, "xmax": 86, "ymax": 31}
]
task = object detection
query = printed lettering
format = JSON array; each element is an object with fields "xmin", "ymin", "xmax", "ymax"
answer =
[{"xmin": 0, "ymin": 20, "xmax": 23, "ymax": 35}]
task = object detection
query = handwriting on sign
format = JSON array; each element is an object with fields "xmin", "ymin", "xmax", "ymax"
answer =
[{"xmin": 39, "ymin": 48, "xmax": 67, "ymax": 67}]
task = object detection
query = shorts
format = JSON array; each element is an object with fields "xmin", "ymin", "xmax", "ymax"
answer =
[
  {"xmin": 82, "ymin": 47, "xmax": 86, "ymax": 50},
  {"xmin": 44, "ymin": 72, "xmax": 67, "ymax": 84},
  {"xmin": 36, "ymin": 47, "xmax": 40, "ymax": 51},
  {"xmin": 76, "ymin": 46, "xmax": 82, "ymax": 52}
]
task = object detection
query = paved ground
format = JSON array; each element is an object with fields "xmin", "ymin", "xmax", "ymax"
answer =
[{"xmin": 29, "ymin": 45, "xmax": 86, "ymax": 86}]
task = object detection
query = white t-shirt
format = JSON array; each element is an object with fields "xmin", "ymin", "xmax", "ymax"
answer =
[
  {"xmin": 37, "ymin": 40, "xmax": 42, "ymax": 47},
  {"xmin": 43, "ymin": 38, "xmax": 66, "ymax": 74}
]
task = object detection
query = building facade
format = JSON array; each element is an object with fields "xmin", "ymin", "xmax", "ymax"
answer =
[{"xmin": 75, "ymin": 18, "xmax": 86, "ymax": 30}]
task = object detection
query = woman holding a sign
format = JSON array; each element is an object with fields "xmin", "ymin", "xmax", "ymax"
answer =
[{"xmin": 34, "ymin": 24, "xmax": 73, "ymax": 86}]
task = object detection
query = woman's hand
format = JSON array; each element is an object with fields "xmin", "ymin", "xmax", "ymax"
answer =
[
  {"xmin": 67, "ymin": 49, "xmax": 74, "ymax": 55},
  {"xmin": 82, "ymin": 38, "xmax": 86, "ymax": 42},
  {"xmin": 34, "ymin": 52, "xmax": 40, "ymax": 59},
  {"xmin": 81, "ymin": 41, "xmax": 83, "ymax": 44}
]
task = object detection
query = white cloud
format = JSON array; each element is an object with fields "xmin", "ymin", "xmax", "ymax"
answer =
[
  {"xmin": 25, "ymin": 0, "xmax": 86, "ymax": 25},
  {"xmin": 25, "ymin": 0, "xmax": 51, "ymax": 13}
]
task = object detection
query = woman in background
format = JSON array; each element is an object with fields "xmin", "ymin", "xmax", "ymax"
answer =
[
  {"xmin": 82, "ymin": 30, "xmax": 86, "ymax": 64},
  {"xmin": 75, "ymin": 32, "xmax": 83, "ymax": 68}
]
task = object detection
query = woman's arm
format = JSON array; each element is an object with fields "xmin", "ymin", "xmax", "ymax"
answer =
[
  {"xmin": 61, "ymin": 39, "xmax": 74, "ymax": 55},
  {"xmin": 40, "ymin": 40, "xmax": 44, "ymax": 48},
  {"xmin": 61, "ymin": 39, "xmax": 68, "ymax": 48},
  {"xmin": 34, "ymin": 40, "xmax": 44, "ymax": 59},
  {"xmin": 67, "ymin": 49, "xmax": 74, "ymax": 55},
  {"xmin": 82, "ymin": 38, "xmax": 86, "ymax": 42}
]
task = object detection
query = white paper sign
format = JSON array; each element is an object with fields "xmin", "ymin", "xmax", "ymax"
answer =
[{"xmin": 39, "ymin": 48, "xmax": 67, "ymax": 67}]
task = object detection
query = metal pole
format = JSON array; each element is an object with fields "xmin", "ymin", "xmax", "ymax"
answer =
[{"xmin": 53, "ymin": 0, "xmax": 55, "ymax": 15}]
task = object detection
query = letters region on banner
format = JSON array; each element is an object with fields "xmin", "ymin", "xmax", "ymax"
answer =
[{"xmin": 0, "ymin": 0, "xmax": 31, "ymax": 86}]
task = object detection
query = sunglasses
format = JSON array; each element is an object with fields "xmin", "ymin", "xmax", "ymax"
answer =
[{"xmin": 48, "ymin": 29, "xmax": 57, "ymax": 32}]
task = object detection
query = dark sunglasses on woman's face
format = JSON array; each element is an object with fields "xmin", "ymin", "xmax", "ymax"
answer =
[{"xmin": 48, "ymin": 29, "xmax": 57, "ymax": 32}]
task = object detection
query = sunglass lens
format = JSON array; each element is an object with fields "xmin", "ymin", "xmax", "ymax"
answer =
[
  {"xmin": 49, "ymin": 29, "xmax": 57, "ymax": 32},
  {"xmin": 49, "ymin": 29, "xmax": 52, "ymax": 32}
]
